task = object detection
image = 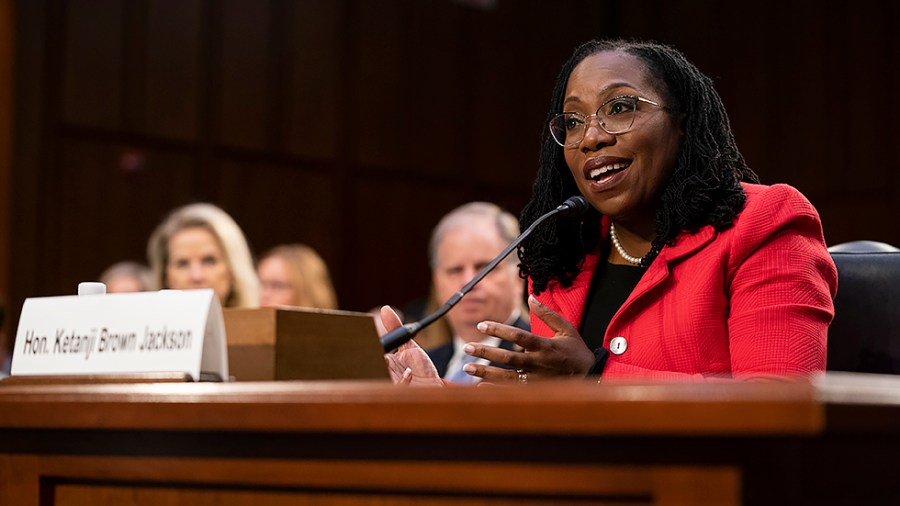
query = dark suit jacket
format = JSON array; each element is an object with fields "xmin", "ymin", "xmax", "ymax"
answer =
[{"xmin": 427, "ymin": 316, "xmax": 529, "ymax": 378}]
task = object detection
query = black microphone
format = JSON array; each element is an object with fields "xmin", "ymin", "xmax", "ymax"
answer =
[{"xmin": 380, "ymin": 196, "xmax": 589, "ymax": 353}]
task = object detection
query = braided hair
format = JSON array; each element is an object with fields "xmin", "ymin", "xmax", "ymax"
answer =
[{"xmin": 519, "ymin": 39, "xmax": 759, "ymax": 294}]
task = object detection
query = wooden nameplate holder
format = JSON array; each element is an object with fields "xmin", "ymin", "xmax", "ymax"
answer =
[{"xmin": 223, "ymin": 307, "xmax": 390, "ymax": 381}]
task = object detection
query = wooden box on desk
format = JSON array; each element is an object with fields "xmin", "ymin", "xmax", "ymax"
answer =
[{"xmin": 223, "ymin": 307, "xmax": 390, "ymax": 381}]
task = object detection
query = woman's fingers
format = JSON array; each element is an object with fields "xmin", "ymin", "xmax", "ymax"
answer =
[
  {"xmin": 384, "ymin": 354, "xmax": 408, "ymax": 382},
  {"xmin": 380, "ymin": 310, "xmax": 443, "ymax": 386},
  {"xmin": 377, "ymin": 305, "xmax": 403, "ymax": 336},
  {"xmin": 464, "ymin": 362, "xmax": 523, "ymax": 384},
  {"xmin": 393, "ymin": 339, "xmax": 444, "ymax": 386},
  {"xmin": 465, "ymin": 340, "xmax": 531, "ymax": 369},
  {"xmin": 475, "ymin": 320, "xmax": 549, "ymax": 352},
  {"xmin": 466, "ymin": 296, "xmax": 595, "ymax": 378},
  {"xmin": 528, "ymin": 295, "xmax": 578, "ymax": 337}
]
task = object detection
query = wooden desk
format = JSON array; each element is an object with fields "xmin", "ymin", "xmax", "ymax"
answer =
[{"xmin": 0, "ymin": 373, "xmax": 897, "ymax": 505}]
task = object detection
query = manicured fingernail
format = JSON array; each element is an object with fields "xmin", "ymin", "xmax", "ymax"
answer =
[
  {"xmin": 477, "ymin": 322, "xmax": 487, "ymax": 332},
  {"xmin": 463, "ymin": 363, "xmax": 477, "ymax": 373},
  {"xmin": 463, "ymin": 344, "xmax": 475, "ymax": 354},
  {"xmin": 529, "ymin": 295, "xmax": 542, "ymax": 306},
  {"xmin": 402, "ymin": 368, "xmax": 412, "ymax": 380}
]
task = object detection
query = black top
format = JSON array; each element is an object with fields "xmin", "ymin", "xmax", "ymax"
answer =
[{"xmin": 580, "ymin": 249, "xmax": 646, "ymax": 351}]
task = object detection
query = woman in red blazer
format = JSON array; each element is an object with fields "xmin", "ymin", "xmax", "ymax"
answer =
[
  {"xmin": 381, "ymin": 39, "xmax": 837, "ymax": 383},
  {"xmin": 457, "ymin": 39, "xmax": 837, "ymax": 382}
]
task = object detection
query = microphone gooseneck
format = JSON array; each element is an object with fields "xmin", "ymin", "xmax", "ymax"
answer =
[{"xmin": 380, "ymin": 196, "xmax": 589, "ymax": 353}]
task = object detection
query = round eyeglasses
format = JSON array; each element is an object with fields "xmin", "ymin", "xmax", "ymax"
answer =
[{"xmin": 548, "ymin": 95, "xmax": 663, "ymax": 148}]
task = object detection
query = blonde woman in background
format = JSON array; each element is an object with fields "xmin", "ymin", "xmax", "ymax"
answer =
[
  {"xmin": 257, "ymin": 244, "xmax": 337, "ymax": 309},
  {"xmin": 148, "ymin": 203, "xmax": 259, "ymax": 308}
]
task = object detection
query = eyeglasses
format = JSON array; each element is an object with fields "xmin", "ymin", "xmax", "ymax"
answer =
[{"xmin": 548, "ymin": 95, "xmax": 663, "ymax": 148}]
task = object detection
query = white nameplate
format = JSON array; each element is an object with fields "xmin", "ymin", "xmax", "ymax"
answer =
[{"xmin": 10, "ymin": 289, "xmax": 228, "ymax": 381}]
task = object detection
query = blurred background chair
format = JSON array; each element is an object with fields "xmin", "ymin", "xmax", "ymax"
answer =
[{"xmin": 827, "ymin": 240, "xmax": 900, "ymax": 373}]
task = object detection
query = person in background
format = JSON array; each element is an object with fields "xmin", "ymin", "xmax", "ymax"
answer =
[
  {"xmin": 423, "ymin": 202, "xmax": 529, "ymax": 385},
  {"xmin": 380, "ymin": 39, "xmax": 836, "ymax": 384},
  {"xmin": 99, "ymin": 261, "xmax": 153, "ymax": 293},
  {"xmin": 147, "ymin": 203, "xmax": 259, "ymax": 308},
  {"xmin": 257, "ymin": 244, "xmax": 338, "ymax": 309}
]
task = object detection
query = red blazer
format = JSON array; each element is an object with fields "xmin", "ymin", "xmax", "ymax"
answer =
[{"xmin": 530, "ymin": 183, "xmax": 838, "ymax": 380}]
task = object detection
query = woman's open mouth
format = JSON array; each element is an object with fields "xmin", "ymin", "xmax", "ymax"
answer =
[
  {"xmin": 588, "ymin": 161, "xmax": 630, "ymax": 182},
  {"xmin": 583, "ymin": 157, "xmax": 631, "ymax": 189}
]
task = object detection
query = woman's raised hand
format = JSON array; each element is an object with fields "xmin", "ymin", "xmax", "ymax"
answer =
[
  {"xmin": 376, "ymin": 305, "xmax": 443, "ymax": 386},
  {"xmin": 462, "ymin": 296, "xmax": 596, "ymax": 384}
]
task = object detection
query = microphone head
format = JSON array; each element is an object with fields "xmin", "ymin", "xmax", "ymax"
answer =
[{"xmin": 556, "ymin": 196, "xmax": 589, "ymax": 217}]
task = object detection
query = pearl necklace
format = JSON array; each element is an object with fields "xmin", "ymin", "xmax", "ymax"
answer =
[{"xmin": 609, "ymin": 223, "xmax": 645, "ymax": 266}]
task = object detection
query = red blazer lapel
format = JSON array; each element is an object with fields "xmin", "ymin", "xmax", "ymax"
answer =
[
  {"xmin": 535, "ymin": 222, "xmax": 717, "ymax": 338},
  {"xmin": 614, "ymin": 225, "xmax": 718, "ymax": 323}
]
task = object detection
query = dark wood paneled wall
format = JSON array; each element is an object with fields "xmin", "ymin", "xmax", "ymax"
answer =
[
  {"xmin": 0, "ymin": 0, "xmax": 11, "ymax": 348},
  {"xmin": 9, "ymin": 0, "xmax": 900, "ymax": 335}
]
